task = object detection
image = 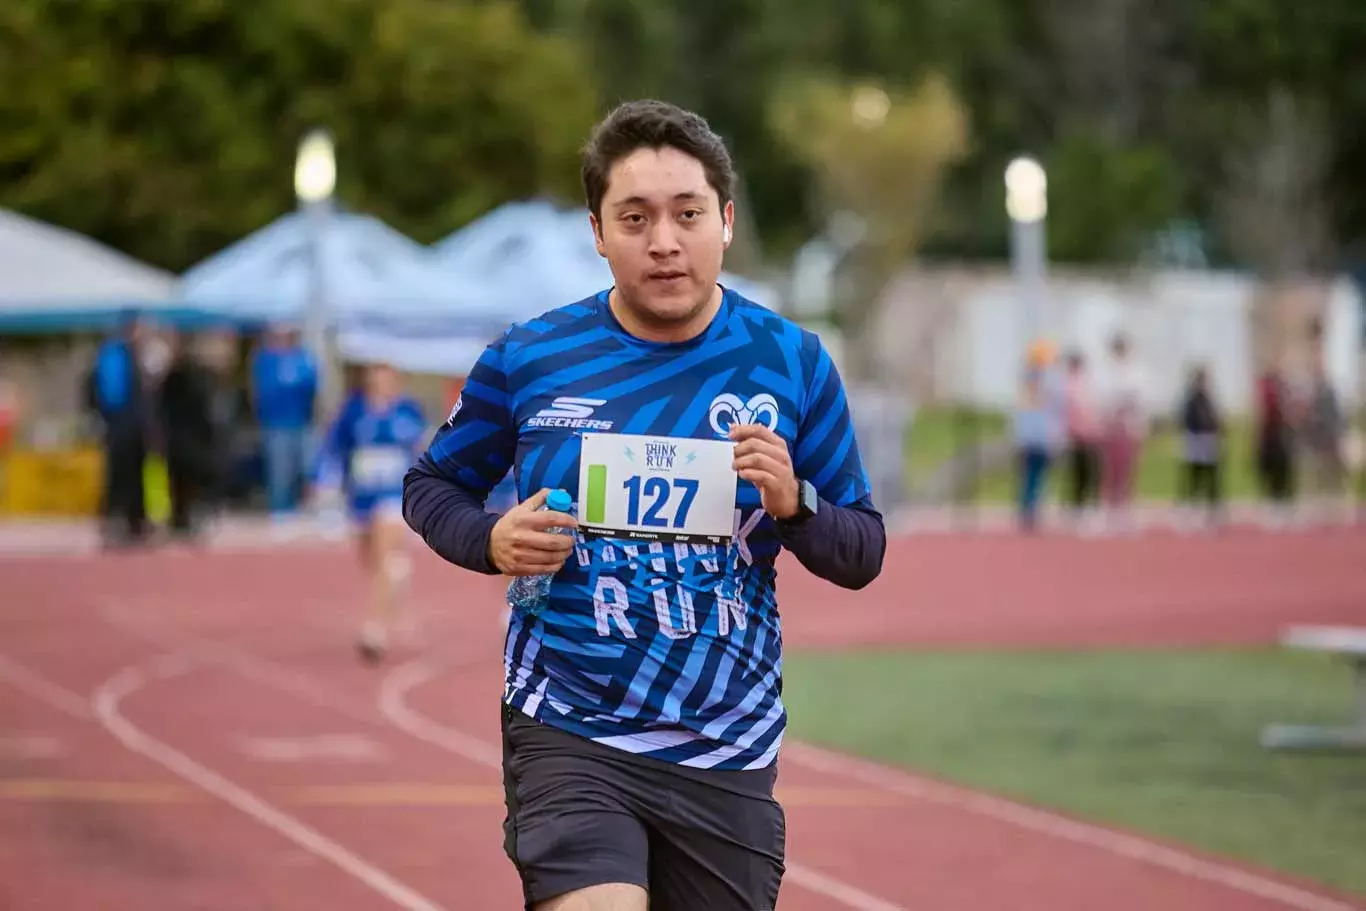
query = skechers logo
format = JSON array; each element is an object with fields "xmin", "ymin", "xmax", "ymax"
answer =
[
  {"xmin": 708, "ymin": 392, "xmax": 780, "ymax": 437},
  {"xmin": 526, "ymin": 396, "xmax": 614, "ymax": 431}
]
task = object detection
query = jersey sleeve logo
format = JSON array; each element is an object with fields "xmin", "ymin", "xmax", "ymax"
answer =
[
  {"xmin": 444, "ymin": 396, "xmax": 462, "ymax": 427},
  {"xmin": 708, "ymin": 392, "xmax": 780, "ymax": 437}
]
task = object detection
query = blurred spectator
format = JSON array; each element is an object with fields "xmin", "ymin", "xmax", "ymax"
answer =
[
  {"xmin": 1012, "ymin": 342, "xmax": 1063, "ymax": 532},
  {"xmin": 1097, "ymin": 332, "xmax": 1147, "ymax": 533},
  {"xmin": 0, "ymin": 378, "xmax": 18, "ymax": 454},
  {"xmin": 1254, "ymin": 364, "xmax": 1295, "ymax": 524},
  {"xmin": 139, "ymin": 326, "xmax": 178, "ymax": 528},
  {"xmin": 84, "ymin": 313, "xmax": 151, "ymax": 547},
  {"xmin": 1299, "ymin": 359, "xmax": 1345, "ymax": 523},
  {"xmin": 1061, "ymin": 350, "xmax": 1101, "ymax": 529},
  {"xmin": 198, "ymin": 327, "xmax": 248, "ymax": 510},
  {"xmin": 1178, "ymin": 364, "xmax": 1223, "ymax": 529},
  {"xmin": 249, "ymin": 325, "xmax": 318, "ymax": 521},
  {"xmin": 158, "ymin": 331, "xmax": 219, "ymax": 539},
  {"xmin": 139, "ymin": 327, "xmax": 175, "ymax": 384}
]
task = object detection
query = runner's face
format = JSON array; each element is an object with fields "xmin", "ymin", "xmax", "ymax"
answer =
[
  {"xmin": 592, "ymin": 146, "xmax": 733, "ymax": 330},
  {"xmin": 365, "ymin": 364, "xmax": 399, "ymax": 400}
]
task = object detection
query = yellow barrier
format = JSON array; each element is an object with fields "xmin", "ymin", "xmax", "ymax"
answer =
[
  {"xmin": 0, "ymin": 448, "xmax": 104, "ymax": 516},
  {"xmin": 143, "ymin": 456, "xmax": 170, "ymax": 524},
  {"xmin": 0, "ymin": 448, "xmax": 177, "ymax": 520}
]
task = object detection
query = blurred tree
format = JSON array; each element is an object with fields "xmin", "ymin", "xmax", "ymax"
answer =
[
  {"xmin": 0, "ymin": 0, "xmax": 597, "ymax": 271},
  {"xmin": 769, "ymin": 74, "xmax": 968, "ymax": 381},
  {"xmin": 1042, "ymin": 129, "xmax": 1185, "ymax": 263},
  {"xmin": 505, "ymin": 0, "xmax": 1366, "ymax": 268},
  {"xmin": 1187, "ymin": 0, "xmax": 1366, "ymax": 269},
  {"xmin": 548, "ymin": 0, "xmax": 805, "ymax": 269},
  {"xmin": 6, "ymin": 0, "xmax": 1366, "ymax": 274},
  {"xmin": 564, "ymin": 0, "xmax": 684, "ymax": 106},
  {"xmin": 1217, "ymin": 87, "xmax": 1333, "ymax": 278},
  {"xmin": 670, "ymin": 0, "xmax": 792, "ymax": 273}
]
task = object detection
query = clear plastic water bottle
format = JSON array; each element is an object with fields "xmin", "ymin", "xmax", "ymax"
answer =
[{"xmin": 506, "ymin": 489, "xmax": 575, "ymax": 617}]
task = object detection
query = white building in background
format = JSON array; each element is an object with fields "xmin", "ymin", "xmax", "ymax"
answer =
[{"xmin": 873, "ymin": 266, "xmax": 1363, "ymax": 419}]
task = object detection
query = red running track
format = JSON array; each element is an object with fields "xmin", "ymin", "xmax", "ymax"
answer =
[{"xmin": 1, "ymin": 527, "xmax": 1364, "ymax": 910}]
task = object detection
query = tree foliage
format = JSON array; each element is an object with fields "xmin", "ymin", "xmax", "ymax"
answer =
[
  {"xmin": 0, "ymin": 0, "xmax": 597, "ymax": 271},
  {"xmin": 1042, "ymin": 130, "xmax": 1185, "ymax": 264},
  {"xmin": 769, "ymin": 75, "xmax": 969, "ymax": 258},
  {"xmin": 3, "ymin": 0, "xmax": 1365, "ymax": 276},
  {"xmin": 768, "ymin": 74, "xmax": 969, "ymax": 379}
]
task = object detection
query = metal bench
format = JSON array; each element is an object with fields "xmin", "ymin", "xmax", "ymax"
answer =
[{"xmin": 1260, "ymin": 625, "xmax": 1366, "ymax": 751}]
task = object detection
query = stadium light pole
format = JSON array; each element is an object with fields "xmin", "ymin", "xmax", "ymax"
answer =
[
  {"xmin": 1005, "ymin": 156, "xmax": 1048, "ymax": 349},
  {"xmin": 294, "ymin": 129, "xmax": 340, "ymax": 417}
]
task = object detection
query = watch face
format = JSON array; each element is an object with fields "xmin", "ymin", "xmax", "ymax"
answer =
[{"xmin": 802, "ymin": 480, "xmax": 818, "ymax": 515}]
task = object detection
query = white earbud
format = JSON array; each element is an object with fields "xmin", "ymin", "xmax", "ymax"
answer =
[{"xmin": 723, "ymin": 224, "xmax": 732, "ymax": 243}]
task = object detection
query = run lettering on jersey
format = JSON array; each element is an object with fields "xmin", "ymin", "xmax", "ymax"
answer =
[{"xmin": 416, "ymin": 289, "xmax": 874, "ymax": 770}]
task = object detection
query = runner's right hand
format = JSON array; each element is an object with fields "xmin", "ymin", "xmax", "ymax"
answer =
[{"xmin": 488, "ymin": 488, "xmax": 579, "ymax": 576}]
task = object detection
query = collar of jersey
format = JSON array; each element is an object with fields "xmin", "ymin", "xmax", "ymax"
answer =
[{"xmin": 595, "ymin": 285, "xmax": 735, "ymax": 351}]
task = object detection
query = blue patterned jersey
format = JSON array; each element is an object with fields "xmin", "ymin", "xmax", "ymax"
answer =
[
  {"xmin": 418, "ymin": 288, "xmax": 873, "ymax": 770},
  {"xmin": 316, "ymin": 392, "xmax": 428, "ymax": 503}
]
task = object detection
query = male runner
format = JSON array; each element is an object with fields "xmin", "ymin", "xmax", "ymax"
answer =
[{"xmin": 403, "ymin": 99, "xmax": 885, "ymax": 911}]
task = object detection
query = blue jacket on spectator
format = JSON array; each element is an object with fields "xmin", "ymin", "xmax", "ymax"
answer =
[
  {"xmin": 88, "ymin": 338, "xmax": 143, "ymax": 427},
  {"xmin": 250, "ymin": 346, "xmax": 317, "ymax": 430}
]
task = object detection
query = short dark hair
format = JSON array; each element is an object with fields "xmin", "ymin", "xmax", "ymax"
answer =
[{"xmin": 580, "ymin": 99, "xmax": 736, "ymax": 222}]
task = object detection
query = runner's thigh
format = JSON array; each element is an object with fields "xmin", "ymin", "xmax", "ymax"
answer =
[
  {"xmin": 645, "ymin": 764, "xmax": 786, "ymax": 911},
  {"xmin": 502, "ymin": 706, "xmax": 650, "ymax": 909}
]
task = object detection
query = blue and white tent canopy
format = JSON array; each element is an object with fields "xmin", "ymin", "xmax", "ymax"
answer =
[
  {"xmin": 177, "ymin": 209, "xmax": 509, "ymax": 328},
  {"xmin": 177, "ymin": 209, "xmax": 521, "ymax": 374},
  {"xmin": 433, "ymin": 200, "xmax": 779, "ymax": 315},
  {"xmin": 0, "ymin": 208, "xmax": 177, "ymax": 332}
]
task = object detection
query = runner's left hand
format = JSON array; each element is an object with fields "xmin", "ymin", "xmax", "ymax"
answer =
[{"xmin": 729, "ymin": 423, "xmax": 800, "ymax": 520}]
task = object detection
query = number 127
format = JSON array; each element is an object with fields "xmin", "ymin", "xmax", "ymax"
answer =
[{"xmin": 623, "ymin": 476, "xmax": 699, "ymax": 529}]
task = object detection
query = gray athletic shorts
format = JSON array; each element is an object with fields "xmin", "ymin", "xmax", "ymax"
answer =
[{"xmin": 500, "ymin": 704, "xmax": 786, "ymax": 910}]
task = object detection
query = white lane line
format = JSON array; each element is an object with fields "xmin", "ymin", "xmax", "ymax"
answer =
[
  {"xmin": 378, "ymin": 657, "xmax": 909, "ymax": 911},
  {"xmin": 92, "ymin": 652, "xmax": 449, "ymax": 911},
  {"xmin": 106, "ymin": 604, "xmax": 911, "ymax": 910},
  {"xmin": 782, "ymin": 741, "xmax": 1363, "ymax": 911},
  {"xmin": 0, "ymin": 653, "xmax": 94, "ymax": 719}
]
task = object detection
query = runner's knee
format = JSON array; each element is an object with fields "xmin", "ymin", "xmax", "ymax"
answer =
[
  {"xmin": 382, "ymin": 549, "xmax": 411, "ymax": 584},
  {"xmin": 535, "ymin": 883, "xmax": 647, "ymax": 911}
]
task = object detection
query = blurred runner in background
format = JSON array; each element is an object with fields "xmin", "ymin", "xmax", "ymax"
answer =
[{"xmin": 312, "ymin": 359, "xmax": 427, "ymax": 663}]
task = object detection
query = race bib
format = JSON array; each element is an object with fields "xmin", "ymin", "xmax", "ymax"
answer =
[
  {"xmin": 350, "ymin": 446, "xmax": 409, "ymax": 488},
  {"xmin": 577, "ymin": 432, "xmax": 737, "ymax": 544}
]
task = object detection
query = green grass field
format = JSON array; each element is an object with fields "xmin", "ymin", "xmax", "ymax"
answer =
[
  {"xmin": 904, "ymin": 407, "xmax": 1264, "ymax": 503},
  {"xmin": 782, "ymin": 648, "xmax": 1366, "ymax": 896}
]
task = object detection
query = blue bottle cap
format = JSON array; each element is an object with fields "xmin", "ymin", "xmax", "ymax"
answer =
[{"xmin": 546, "ymin": 489, "xmax": 573, "ymax": 513}]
